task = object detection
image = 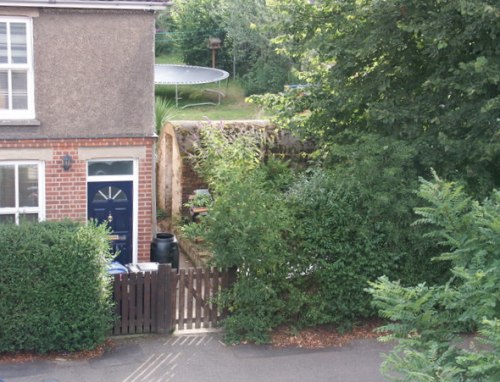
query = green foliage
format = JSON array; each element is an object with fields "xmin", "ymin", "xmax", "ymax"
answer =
[
  {"xmin": 155, "ymin": 97, "xmax": 175, "ymax": 134},
  {"xmin": 219, "ymin": 0, "xmax": 291, "ymax": 94},
  {"xmin": 0, "ymin": 221, "xmax": 114, "ymax": 354},
  {"xmin": 186, "ymin": 125, "xmax": 295, "ymax": 342},
  {"xmin": 368, "ymin": 175, "xmax": 500, "ymax": 381},
  {"xmin": 171, "ymin": 0, "xmax": 291, "ymax": 94},
  {"xmin": 241, "ymin": 54, "xmax": 290, "ymax": 95},
  {"xmin": 258, "ymin": 0, "xmax": 500, "ymax": 197},
  {"xmin": 284, "ymin": 136, "xmax": 448, "ymax": 327},
  {"xmin": 155, "ymin": 10, "xmax": 175, "ymax": 56},
  {"xmin": 188, "ymin": 123, "xmax": 262, "ymax": 192},
  {"xmin": 171, "ymin": 0, "xmax": 233, "ymax": 70},
  {"xmin": 188, "ymin": 128, "xmax": 447, "ymax": 342}
]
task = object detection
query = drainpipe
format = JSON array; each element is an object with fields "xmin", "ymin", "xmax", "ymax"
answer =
[{"xmin": 152, "ymin": 137, "xmax": 158, "ymax": 238}]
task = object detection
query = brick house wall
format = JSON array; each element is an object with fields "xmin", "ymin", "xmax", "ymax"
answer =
[{"xmin": 0, "ymin": 137, "xmax": 155, "ymax": 262}]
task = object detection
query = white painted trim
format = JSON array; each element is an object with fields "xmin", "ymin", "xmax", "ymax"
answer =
[
  {"xmin": 86, "ymin": 158, "xmax": 139, "ymax": 264},
  {"xmin": 0, "ymin": 1, "xmax": 170, "ymax": 11},
  {"xmin": 87, "ymin": 174, "xmax": 135, "ymax": 182},
  {"xmin": 37, "ymin": 160, "xmax": 45, "ymax": 221},
  {"xmin": 0, "ymin": 16, "xmax": 35, "ymax": 120},
  {"xmin": 132, "ymin": 159, "xmax": 138, "ymax": 263}
]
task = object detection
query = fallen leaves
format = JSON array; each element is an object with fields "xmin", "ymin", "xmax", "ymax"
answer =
[
  {"xmin": 0, "ymin": 340, "xmax": 112, "ymax": 364},
  {"xmin": 271, "ymin": 319, "xmax": 386, "ymax": 349}
]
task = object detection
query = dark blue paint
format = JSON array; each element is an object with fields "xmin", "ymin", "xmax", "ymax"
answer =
[{"xmin": 87, "ymin": 181, "xmax": 133, "ymax": 265}]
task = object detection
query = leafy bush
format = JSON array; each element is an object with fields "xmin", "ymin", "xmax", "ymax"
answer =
[
  {"xmin": 241, "ymin": 54, "xmax": 290, "ymax": 95},
  {"xmin": 0, "ymin": 221, "xmax": 114, "ymax": 354},
  {"xmin": 189, "ymin": 129, "xmax": 451, "ymax": 342},
  {"xmin": 284, "ymin": 135, "xmax": 448, "ymax": 328},
  {"xmin": 368, "ymin": 173, "xmax": 500, "ymax": 381}
]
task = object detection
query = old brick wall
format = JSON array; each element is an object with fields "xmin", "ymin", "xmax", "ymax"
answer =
[{"xmin": 157, "ymin": 120, "xmax": 312, "ymax": 218}]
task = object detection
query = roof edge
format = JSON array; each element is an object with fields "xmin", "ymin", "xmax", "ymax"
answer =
[{"xmin": 0, "ymin": 1, "xmax": 171, "ymax": 11}]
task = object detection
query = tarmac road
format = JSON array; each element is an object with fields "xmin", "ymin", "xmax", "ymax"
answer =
[{"xmin": 0, "ymin": 332, "xmax": 392, "ymax": 382}]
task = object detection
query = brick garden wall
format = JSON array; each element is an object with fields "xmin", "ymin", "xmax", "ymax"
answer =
[{"xmin": 0, "ymin": 137, "xmax": 155, "ymax": 262}]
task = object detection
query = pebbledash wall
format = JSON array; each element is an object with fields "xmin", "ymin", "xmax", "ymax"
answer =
[{"xmin": 0, "ymin": 137, "xmax": 155, "ymax": 262}]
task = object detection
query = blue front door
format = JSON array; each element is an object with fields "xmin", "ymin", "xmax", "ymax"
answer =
[{"xmin": 87, "ymin": 181, "xmax": 133, "ymax": 265}]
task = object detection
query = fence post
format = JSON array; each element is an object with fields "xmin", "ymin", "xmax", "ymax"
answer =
[
  {"xmin": 156, "ymin": 264, "xmax": 173, "ymax": 334},
  {"xmin": 165, "ymin": 264, "xmax": 174, "ymax": 332}
]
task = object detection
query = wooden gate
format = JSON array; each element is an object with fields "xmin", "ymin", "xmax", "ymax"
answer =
[{"xmin": 112, "ymin": 264, "xmax": 234, "ymax": 335}]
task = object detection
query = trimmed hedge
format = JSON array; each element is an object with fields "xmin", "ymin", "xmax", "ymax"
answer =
[{"xmin": 0, "ymin": 221, "xmax": 114, "ymax": 354}]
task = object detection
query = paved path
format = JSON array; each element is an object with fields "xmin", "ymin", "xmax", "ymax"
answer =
[{"xmin": 0, "ymin": 333, "xmax": 392, "ymax": 382}]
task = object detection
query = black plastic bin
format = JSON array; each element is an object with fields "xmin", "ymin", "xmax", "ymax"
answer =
[{"xmin": 150, "ymin": 232, "xmax": 179, "ymax": 270}]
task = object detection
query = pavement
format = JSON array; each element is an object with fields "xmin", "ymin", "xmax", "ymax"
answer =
[{"xmin": 0, "ymin": 331, "xmax": 392, "ymax": 382}]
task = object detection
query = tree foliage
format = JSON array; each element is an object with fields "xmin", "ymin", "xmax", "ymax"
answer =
[
  {"xmin": 256, "ymin": 0, "xmax": 500, "ymax": 196},
  {"xmin": 219, "ymin": 0, "xmax": 291, "ymax": 93},
  {"xmin": 171, "ymin": 0, "xmax": 291, "ymax": 94},
  {"xmin": 368, "ymin": 174, "xmax": 500, "ymax": 381},
  {"xmin": 171, "ymin": 0, "xmax": 233, "ymax": 70}
]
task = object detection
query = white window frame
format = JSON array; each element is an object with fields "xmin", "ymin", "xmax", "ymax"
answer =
[
  {"xmin": 0, "ymin": 17, "xmax": 35, "ymax": 120},
  {"xmin": 87, "ymin": 159, "xmax": 138, "ymax": 263},
  {"xmin": 0, "ymin": 161, "xmax": 45, "ymax": 224}
]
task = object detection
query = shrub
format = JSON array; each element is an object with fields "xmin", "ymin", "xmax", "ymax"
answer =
[
  {"xmin": 284, "ymin": 135, "xmax": 447, "ymax": 328},
  {"xmin": 368, "ymin": 173, "xmax": 500, "ymax": 381},
  {"xmin": 0, "ymin": 221, "xmax": 114, "ymax": 354},
  {"xmin": 189, "ymin": 129, "xmax": 451, "ymax": 342},
  {"xmin": 241, "ymin": 54, "xmax": 290, "ymax": 95}
]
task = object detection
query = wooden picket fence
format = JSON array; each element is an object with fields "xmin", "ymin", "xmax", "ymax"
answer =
[{"xmin": 112, "ymin": 264, "xmax": 235, "ymax": 335}]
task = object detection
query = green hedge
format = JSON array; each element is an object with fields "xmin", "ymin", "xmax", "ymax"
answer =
[{"xmin": 0, "ymin": 221, "xmax": 114, "ymax": 354}]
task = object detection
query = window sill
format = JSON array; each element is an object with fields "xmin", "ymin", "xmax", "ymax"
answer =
[{"xmin": 0, "ymin": 119, "xmax": 40, "ymax": 127}]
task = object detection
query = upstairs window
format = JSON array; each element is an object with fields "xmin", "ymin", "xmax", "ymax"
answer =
[{"xmin": 0, "ymin": 18, "xmax": 34, "ymax": 120}]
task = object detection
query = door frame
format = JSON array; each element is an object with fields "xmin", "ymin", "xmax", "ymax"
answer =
[{"xmin": 86, "ymin": 158, "xmax": 139, "ymax": 263}]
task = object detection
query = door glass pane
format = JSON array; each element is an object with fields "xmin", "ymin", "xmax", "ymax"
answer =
[
  {"xmin": 0, "ymin": 214, "xmax": 15, "ymax": 223},
  {"xmin": 0, "ymin": 70, "xmax": 8, "ymax": 110},
  {"xmin": 88, "ymin": 161, "xmax": 133, "ymax": 176},
  {"xmin": 93, "ymin": 186, "xmax": 128, "ymax": 202},
  {"xmin": 0, "ymin": 22, "xmax": 7, "ymax": 64},
  {"xmin": 11, "ymin": 71, "xmax": 27, "ymax": 110},
  {"xmin": 0, "ymin": 165, "xmax": 15, "ymax": 207},
  {"xmin": 10, "ymin": 23, "xmax": 27, "ymax": 64},
  {"xmin": 19, "ymin": 164, "xmax": 38, "ymax": 207},
  {"xmin": 19, "ymin": 213, "xmax": 38, "ymax": 223}
]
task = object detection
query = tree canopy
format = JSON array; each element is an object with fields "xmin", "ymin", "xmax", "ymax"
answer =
[{"xmin": 257, "ymin": 0, "xmax": 499, "ymax": 196}]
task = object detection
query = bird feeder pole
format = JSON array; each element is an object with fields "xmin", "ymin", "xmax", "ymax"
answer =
[{"xmin": 208, "ymin": 37, "xmax": 222, "ymax": 68}]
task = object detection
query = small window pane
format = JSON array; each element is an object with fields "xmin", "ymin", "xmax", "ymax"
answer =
[
  {"xmin": 93, "ymin": 186, "xmax": 128, "ymax": 202},
  {"xmin": 0, "ymin": 23, "xmax": 7, "ymax": 64},
  {"xmin": 88, "ymin": 161, "xmax": 133, "ymax": 176},
  {"xmin": 0, "ymin": 70, "xmax": 8, "ymax": 110},
  {"xmin": 19, "ymin": 213, "xmax": 38, "ymax": 223},
  {"xmin": 11, "ymin": 71, "xmax": 27, "ymax": 110},
  {"xmin": 0, "ymin": 214, "xmax": 15, "ymax": 224},
  {"xmin": 10, "ymin": 23, "xmax": 27, "ymax": 64},
  {"xmin": 19, "ymin": 164, "xmax": 38, "ymax": 207},
  {"xmin": 0, "ymin": 165, "xmax": 15, "ymax": 207}
]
